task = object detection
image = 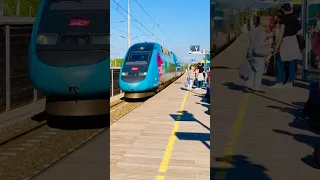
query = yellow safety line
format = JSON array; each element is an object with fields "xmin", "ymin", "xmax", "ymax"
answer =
[
  {"xmin": 214, "ymin": 93, "xmax": 250, "ymax": 180},
  {"xmin": 156, "ymin": 91, "xmax": 189, "ymax": 179}
]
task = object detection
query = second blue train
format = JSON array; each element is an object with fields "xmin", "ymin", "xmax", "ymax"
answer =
[{"xmin": 119, "ymin": 42, "xmax": 187, "ymax": 99}]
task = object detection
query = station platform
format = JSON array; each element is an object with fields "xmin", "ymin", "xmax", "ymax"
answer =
[
  {"xmin": 210, "ymin": 33, "xmax": 320, "ymax": 179},
  {"xmin": 31, "ymin": 74, "xmax": 210, "ymax": 180}
]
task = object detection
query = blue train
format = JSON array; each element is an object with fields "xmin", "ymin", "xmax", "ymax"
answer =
[
  {"xmin": 119, "ymin": 42, "xmax": 186, "ymax": 99},
  {"xmin": 28, "ymin": 0, "xmax": 110, "ymax": 116}
]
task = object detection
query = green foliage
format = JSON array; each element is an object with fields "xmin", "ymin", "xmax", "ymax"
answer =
[
  {"xmin": 1, "ymin": 0, "xmax": 40, "ymax": 17},
  {"xmin": 110, "ymin": 58, "xmax": 123, "ymax": 67}
]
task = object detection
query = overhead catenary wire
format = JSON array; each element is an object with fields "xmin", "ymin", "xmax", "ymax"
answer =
[
  {"xmin": 132, "ymin": 0, "xmax": 176, "ymax": 47},
  {"xmin": 111, "ymin": 0, "xmax": 169, "ymax": 48},
  {"xmin": 110, "ymin": 4, "xmax": 157, "ymax": 43}
]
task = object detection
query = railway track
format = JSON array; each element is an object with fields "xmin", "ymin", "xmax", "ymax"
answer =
[
  {"xmin": 0, "ymin": 75, "xmax": 182, "ymax": 180},
  {"xmin": 0, "ymin": 99, "xmax": 144, "ymax": 180},
  {"xmin": 0, "ymin": 99, "xmax": 124, "ymax": 147}
]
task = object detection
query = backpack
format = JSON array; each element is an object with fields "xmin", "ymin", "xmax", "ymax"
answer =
[{"xmin": 239, "ymin": 58, "xmax": 253, "ymax": 81}]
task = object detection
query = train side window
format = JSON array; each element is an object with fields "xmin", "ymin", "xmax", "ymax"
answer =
[{"xmin": 161, "ymin": 46, "xmax": 170, "ymax": 56}]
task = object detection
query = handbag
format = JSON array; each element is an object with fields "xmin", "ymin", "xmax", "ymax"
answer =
[
  {"xmin": 184, "ymin": 80, "xmax": 189, "ymax": 87},
  {"xmin": 253, "ymin": 44, "xmax": 270, "ymax": 57}
]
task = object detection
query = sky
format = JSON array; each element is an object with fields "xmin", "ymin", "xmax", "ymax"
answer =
[{"xmin": 110, "ymin": 0, "xmax": 210, "ymax": 64}]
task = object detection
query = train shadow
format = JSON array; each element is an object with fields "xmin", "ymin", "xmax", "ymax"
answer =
[
  {"xmin": 31, "ymin": 111, "xmax": 109, "ymax": 130},
  {"xmin": 124, "ymin": 97, "xmax": 149, "ymax": 102}
]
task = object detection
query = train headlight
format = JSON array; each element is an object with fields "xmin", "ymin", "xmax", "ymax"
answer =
[
  {"xmin": 92, "ymin": 34, "xmax": 109, "ymax": 44},
  {"xmin": 139, "ymin": 72, "xmax": 147, "ymax": 76},
  {"xmin": 121, "ymin": 72, "xmax": 128, "ymax": 76},
  {"xmin": 36, "ymin": 34, "xmax": 58, "ymax": 45}
]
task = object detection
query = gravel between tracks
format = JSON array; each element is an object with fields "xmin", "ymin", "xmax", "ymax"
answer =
[
  {"xmin": 0, "ymin": 118, "xmax": 42, "ymax": 142},
  {"xmin": 0, "ymin": 101, "xmax": 143, "ymax": 180}
]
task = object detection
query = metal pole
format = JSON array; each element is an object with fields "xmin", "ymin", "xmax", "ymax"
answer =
[
  {"xmin": 302, "ymin": 0, "xmax": 308, "ymax": 80},
  {"xmin": 111, "ymin": 69, "xmax": 114, "ymax": 96},
  {"xmin": 5, "ymin": 25, "xmax": 10, "ymax": 111},
  {"xmin": 29, "ymin": 6, "xmax": 32, "ymax": 17},
  {"xmin": 16, "ymin": 0, "xmax": 20, "ymax": 16},
  {"xmin": 127, "ymin": 0, "xmax": 131, "ymax": 48},
  {"xmin": 204, "ymin": 51, "xmax": 207, "ymax": 85},
  {"xmin": 0, "ymin": 4, "xmax": 3, "ymax": 16},
  {"xmin": 33, "ymin": 89, "xmax": 38, "ymax": 102}
]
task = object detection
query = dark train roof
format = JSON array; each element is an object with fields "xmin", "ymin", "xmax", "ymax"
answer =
[{"xmin": 132, "ymin": 42, "xmax": 159, "ymax": 46}]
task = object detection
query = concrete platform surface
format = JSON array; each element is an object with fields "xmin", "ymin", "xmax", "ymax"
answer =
[{"xmin": 210, "ymin": 33, "xmax": 320, "ymax": 180}]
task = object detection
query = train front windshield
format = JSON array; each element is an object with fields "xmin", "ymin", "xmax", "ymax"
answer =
[
  {"xmin": 35, "ymin": 0, "xmax": 109, "ymax": 67},
  {"xmin": 125, "ymin": 51, "xmax": 151, "ymax": 65},
  {"xmin": 123, "ymin": 43, "xmax": 154, "ymax": 67}
]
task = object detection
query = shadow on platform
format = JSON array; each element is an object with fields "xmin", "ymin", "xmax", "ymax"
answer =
[
  {"xmin": 267, "ymin": 104, "xmax": 320, "ymax": 135},
  {"xmin": 170, "ymin": 110, "xmax": 210, "ymax": 149},
  {"xmin": 223, "ymin": 81, "xmax": 305, "ymax": 110},
  {"xmin": 222, "ymin": 82, "xmax": 245, "ymax": 92},
  {"xmin": 31, "ymin": 111, "xmax": 109, "ymax": 130},
  {"xmin": 211, "ymin": 66, "xmax": 237, "ymax": 70},
  {"xmin": 273, "ymin": 129, "xmax": 320, "ymax": 169},
  {"xmin": 195, "ymin": 102, "xmax": 210, "ymax": 115},
  {"xmin": 210, "ymin": 155, "xmax": 271, "ymax": 180}
]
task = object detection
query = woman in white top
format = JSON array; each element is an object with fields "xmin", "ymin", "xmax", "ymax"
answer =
[{"xmin": 196, "ymin": 63, "xmax": 205, "ymax": 89}]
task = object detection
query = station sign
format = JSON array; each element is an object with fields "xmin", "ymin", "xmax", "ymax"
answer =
[{"xmin": 190, "ymin": 45, "xmax": 200, "ymax": 52}]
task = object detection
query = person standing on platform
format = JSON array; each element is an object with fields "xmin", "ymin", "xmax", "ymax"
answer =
[
  {"xmin": 272, "ymin": 10, "xmax": 286, "ymax": 82},
  {"xmin": 310, "ymin": 13, "xmax": 320, "ymax": 69},
  {"xmin": 187, "ymin": 66, "xmax": 196, "ymax": 91},
  {"xmin": 272, "ymin": 3, "xmax": 302, "ymax": 88},
  {"xmin": 246, "ymin": 16, "xmax": 272, "ymax": 92},
  {"xmin": 196, "ymin": 63, "xmax": 205, "ymax": 89}
]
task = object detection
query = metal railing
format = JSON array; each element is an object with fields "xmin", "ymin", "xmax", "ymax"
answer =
[
  {"xmin": 110, "ymin": 67, "xmax": 122, "ymax": 97},
  {"xmin": 0, "ymin": 17, "xmax": 121, "ymax": 114}
]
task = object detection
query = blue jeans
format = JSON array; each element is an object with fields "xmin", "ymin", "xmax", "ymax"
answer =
[
  {"xmin": 198, "ymin": 80, "xmax": 203, "ymax": 88},
  {"xmin": 276, "ymin": 55, "xmax": 296, "ymax": 84}
]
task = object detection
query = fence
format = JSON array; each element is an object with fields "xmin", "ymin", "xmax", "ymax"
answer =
[
  {"xmin": 110, "ymin": 67, "xmax": 122, "ymax": 96},
  {"xmin": 0, "ymin": 17, "xmax": 121, "ymax": 114}
]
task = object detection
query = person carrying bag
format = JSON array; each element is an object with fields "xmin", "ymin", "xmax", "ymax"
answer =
[{"xmin": 244, "ymin": 16, "xmax": 272, "ymax": 92}]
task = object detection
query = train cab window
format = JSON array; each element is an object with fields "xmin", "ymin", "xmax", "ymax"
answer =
[
  {"xmin": 38, "ymin": 0, "xmax": 109, "ymax": 37},
  {"xmin": 35, "ymin": 0, "xmax": 109, "ymax": 67},
  {"xmin": 125, "ymin": 51, "xmax": 150, "ymax": 65}
]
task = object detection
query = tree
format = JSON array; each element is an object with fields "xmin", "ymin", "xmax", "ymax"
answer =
[
  {"xmin": 1, "ymin": 0, "xmax": 40, "ymax": 16},
  {"xmin": 110, "ymin": 58, "xmax": 124, "ymax": 67}
]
